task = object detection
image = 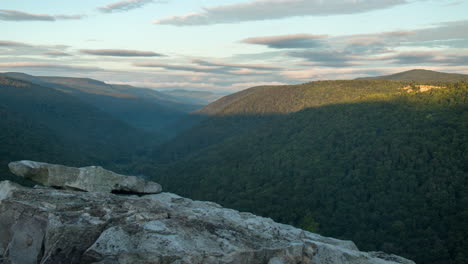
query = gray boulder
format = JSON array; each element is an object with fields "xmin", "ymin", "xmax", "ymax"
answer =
[
  {"xmin": 0, "ymin": 177, "xmax": 414, "ymax": 264},
  {"xmin": 8, "ymin": 160, "xmax": 162, "ymax": 194}
]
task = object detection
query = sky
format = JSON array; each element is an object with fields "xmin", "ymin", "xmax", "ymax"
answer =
[{"xmin": 1, "ymin": 0, "xmax": 468, "ymax": 92}]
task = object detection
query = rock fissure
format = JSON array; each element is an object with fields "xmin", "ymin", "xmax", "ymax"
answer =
[{"xmin": 0, "ymin": 161, "xmax": 415, "ymax": 264}]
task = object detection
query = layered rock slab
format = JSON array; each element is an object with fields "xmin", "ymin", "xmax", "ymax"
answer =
[
  {"xmin": 0, "ymin": 180, "xmax": 414, "ymax": 264},
  {"xmin": 8, "ymin": 160, "xmax": 162, "ymax": 194}
]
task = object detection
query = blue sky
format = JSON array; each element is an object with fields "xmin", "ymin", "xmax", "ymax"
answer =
[{"xmin": 1, "ymin": 0, "xmax": 467, "ymax": 92}]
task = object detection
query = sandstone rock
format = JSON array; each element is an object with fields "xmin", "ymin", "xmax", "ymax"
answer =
[
  {"xmin": 8, "ymin": 160, "xmax": 162, "ymax": 194},
  {"xmin": 0, "ymin": 179, "xmax": 414, "ymax": 264}
]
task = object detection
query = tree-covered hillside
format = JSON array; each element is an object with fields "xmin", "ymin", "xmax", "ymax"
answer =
[
  {"xmin": 2, "ymin": 72, "xmax": 202, "ymax": 133},
  {"xmin": 152, "ymin": 80, "xmax": 408, "ymax": 163},
  {"xmin": 0, "ymin": 76, "xmax": 157, "ymax": 181},
  {"xmin": 146, "ymin": 81, "xmax": 468, "ymax": 264},
  {"xmin": 2, "ymin": 70, "xmax": 467, "ymax": 264}
]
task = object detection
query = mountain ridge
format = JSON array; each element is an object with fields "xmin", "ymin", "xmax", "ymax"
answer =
[
  {"xmin": 1, "ymin": 72, "xmax": 202, "ymax": 132},
  {"xmin": 145, "ymin": 75, "xmax": 468, "ymax": 264},
  {"xmin": 356, "ymin": 69, "xmax": 468, "ymax": 81}
]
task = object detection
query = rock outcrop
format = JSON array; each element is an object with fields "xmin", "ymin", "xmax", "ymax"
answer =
[
  {"xmin": 0, "ymin": 162, "xmax": 414, "ymax": 264},
  {"xmin": 8, "ymin": 160, "xmax": 162, "ymax": 194}
]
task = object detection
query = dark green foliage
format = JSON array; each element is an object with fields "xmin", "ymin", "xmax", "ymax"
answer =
[
  {"xmin": 2, "ymin": 69, "xmax": 468, "ymax": 264},
  {"xmin": 0, "ymin": 76, "xmax": 157, "ymax": 181},
  {"xmin": 147, "ymin": 82, "xmax": 468, "ymax": 264},
  {"xmin": 198, "ymin": 80, "xmax": 409, "ymax": 115},
  {"xmin": 0, "ymin": 105, "xmax": 79, "ymax": 184},
  {"xmin": 2, "ymin": 72, "xmax": 202, "ymax": 134},
  {"xmin": 154, "ymin": 80, "xmax": 408, "ymax": 162}
]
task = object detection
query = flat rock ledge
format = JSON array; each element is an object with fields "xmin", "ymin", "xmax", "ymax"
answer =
[
  {"xmin": 8, "ymin": 160, "xmax": 162, "ymax": 194},
  {"xmin": 0, "ymin": 163, "xmax": 415, "ymax": 264}
]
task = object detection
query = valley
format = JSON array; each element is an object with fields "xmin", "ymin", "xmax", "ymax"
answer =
[{"xmin": 0, "ymin": 69, "xmax": 467, "ymax": 264}]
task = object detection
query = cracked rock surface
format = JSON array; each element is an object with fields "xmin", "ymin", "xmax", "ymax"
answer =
[{"xmin": 0, "ymin": 163, "xmax": 415, "ymax": 264}]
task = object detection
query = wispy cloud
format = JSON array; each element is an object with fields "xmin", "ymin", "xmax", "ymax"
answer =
[
  {"xmin": 0, "ymin": 40, "xmax": 71, "ymax": 56},
  {"xmin": 80, "ymin": 49, "xmax": 165, "ymax": 57},
  {"xmin": 238, "ymin": 20, "xmax": 468, "ymax": 68},
  {"xmin": 192, "ymin": 60, "xmax": 282, "ymax": 71},
  {"xmin": 241, "ymin": 20, "xmax": 468, "ymax": 52},
  {"xmin": 134, "ymin": 62, "xmax": 221, "ymax": 74},
  {"xmin": 43, "ymin": 51, "xmax": 72, "ymax": 57},
  {"xmin": 375, "ymin": 51, "xmax": 468, "ymax": 66},
  {"xmin": 154, "ymin": 0, "xmax": 407, "ymax": 26},
  {"xmin": 288, "ymin": 50, "xmax": 358, "ymax": 67},
  {"xmin": 0, "ymin": 40, "xmax": 32, "ymax": 47},
  {"xmin": 0, "ymin": 62, "xmax": 100, "ymax": 72},
  {"xmin": 0, "ymin": 9, "xmax": 84, "ymax": 22},
  {"xmin": 242, "ymin": 34, "xmax": 327, "ymax": 49},
  {"xmin": 135, "ymin": 60, "xmax": 282, "ymax": 75},
  {"xmin": 98, "ymin": 0, "xmax": 157, "ymax": 13}
]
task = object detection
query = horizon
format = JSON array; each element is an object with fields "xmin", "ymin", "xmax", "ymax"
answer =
[{"xmin": 1, "ymin": 0, "xmax": 468, "ymax": 92}]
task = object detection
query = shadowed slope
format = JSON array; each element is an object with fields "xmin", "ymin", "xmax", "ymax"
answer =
[
  {"xmin": 2, "ymin": 72, "xmax": 202, "ymax": 133},
  {"xmin": 146, "ymin": 82, "xmax": 468, "ymax": 264},
  {"xmin": 0, "ymin": 76, "xmax": 155, "ymax": 176}
]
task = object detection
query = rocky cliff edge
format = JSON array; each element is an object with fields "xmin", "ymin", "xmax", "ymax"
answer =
[{"xmin": 0, "ymin": 161, "xmax": 414, "ymax": 264}]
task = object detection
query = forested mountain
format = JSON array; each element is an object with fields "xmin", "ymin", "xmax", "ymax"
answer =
[
  {"xmin": 144, "ymin": 79, "xmax": 468, "ymax": 264},
  {"xmin": 357, "ymin": 69, "xmax": 468, "ymax": 82},
  {"xmin": 0, "ymin": 105, "xmax": 76, "ymax": 184},
  {"xmin": 152, "ymin": 80, "xmax": 407, "ymax": 162},
  {"xmin": 2, "ymin": 69, "xmax": 467, "ymax": 264},
  {"xmin": 0, "ymin": 76, "xmax": 157, "ymax": 181},
  {"xmin": 2, "ymin": 73, "xmax": 202, "ymax": 133}
]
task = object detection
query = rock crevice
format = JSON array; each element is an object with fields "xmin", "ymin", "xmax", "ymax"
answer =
[{"xmin": 0, "ymin": 161, "xmax": 414, "ymax": 264}]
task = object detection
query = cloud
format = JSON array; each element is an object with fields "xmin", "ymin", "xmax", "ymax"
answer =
[
  {"xmin": 154, "ymin": 0, "xmax": 407, "ymax": 26},
  {"xmin": 43, "ymin": 51, "xmax": 72, "ymax": 57},
  {"xmin": 135, "ymin": 60, "xmax": 282, "ymax": 75},
  {"xmin": 134, "ymin": 62, "xmax": 221, "ymax": 74},
  {"xmin": 80, "ymin": 49, "xmax": 165, "ymax": 57},
  {"xmin": 443, "ymin": 1, "xmax": 464, "ymax": 6},
  {"xmin": 287, "ymin": 50, "xmax": 358, "ymax": 67},
  {"xmin": 377, "ymin": 51, "xmax": 468, "ymax": 66},
  {"xmin": 237, "ymin": 20, "xmax": 468, "ymax": 70},
  {"xmin": 0, "ymin": 9, "xmax": 84, "ymax": 22},
  {"xmin": 192, "ymin": 60, "xmax": 282, "ymax": 70},
  {"xmin": 0, "ymin": 40, "xmax": 32, "ymax": 47},
  {"xmin": 242, "ymin": 34, "xmax": 327, "ymax": 49},
  {"xmin": 0, "ymin": 62, "xmax": 100, "ymax": 72},
  {"xmin": 241, "ymin": 20, "xmax": 468, "ymax": 53},
  {"xmin": 98, "ymin": 0, "xmax": 157, "ymax": 13},
  {"xmin": 0, "ymin": 40, "xmax": 71, "ymax": 56}
]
